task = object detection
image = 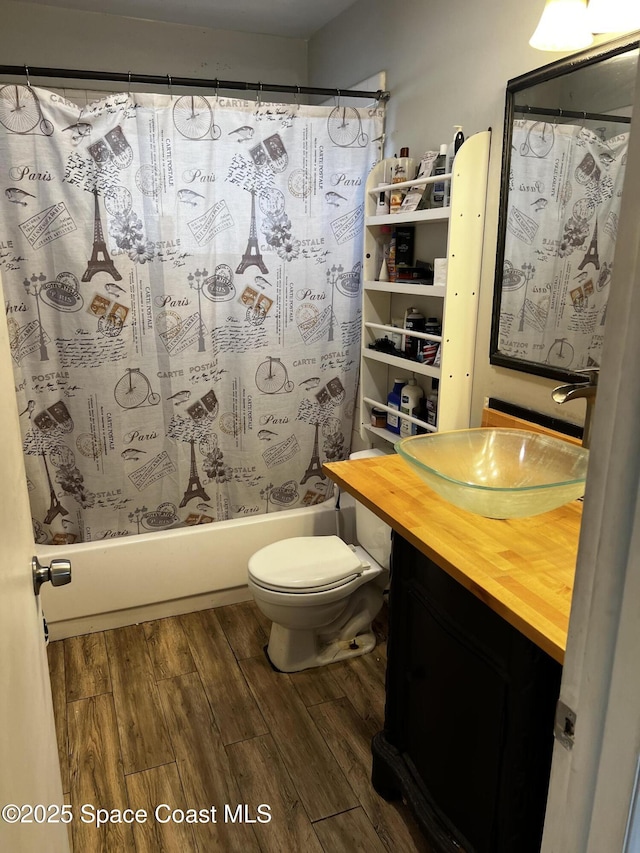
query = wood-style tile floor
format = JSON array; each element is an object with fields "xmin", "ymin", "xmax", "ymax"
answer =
[{"xmin": 47, "ymin": 600, "xmax": 430, "ymax": 853}]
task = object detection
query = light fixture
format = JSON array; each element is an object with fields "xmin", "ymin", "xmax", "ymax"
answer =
[
  {"xmin": 586, "ymin": 0, "xmax": 640, "ymax": 33},
  {"xmin": 529, "ymin": 0, "xmax": 594, "ymax": 51}
]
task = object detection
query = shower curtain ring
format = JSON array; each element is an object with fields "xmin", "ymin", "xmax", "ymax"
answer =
[
  {"xmin": 366, "ymin": 93, "xmax": 381, "ymax": 115},
  {"xmin": 257, "ymin": 81, "xmax": 262, "ymax": 106},
  {"xmin": 127, "ymin": 71, "xmax": 132, "ymax": 97},
  {"xmin": 24, "ymin": 65, "xmax": 31, "ymax": 88},
  {"xmin": 336, "ymin": 88, "xmax": 341, "ymax": 108},
  {"xmin": 167, "ymin": 74, "xmax": 172, "ymax": 99},
  {"xmin": 215, "ymin": 78, "xmax": 220, "ymax": 99},
  {"xmin": 295, "ymin": 85, "xmax": 301, "ymax": 109}
]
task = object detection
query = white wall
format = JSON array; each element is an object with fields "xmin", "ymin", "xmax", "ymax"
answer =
[
  {"xmin": 309, "ymin": 0, "xmax": 619, "ymax": 429},
  {"xmin": 0, "ymin": 0, "xmax": 307, "ymax": 90},
  {"xmin": 0, "ymin": 0, "xmax": 622, "ymax": 433}
]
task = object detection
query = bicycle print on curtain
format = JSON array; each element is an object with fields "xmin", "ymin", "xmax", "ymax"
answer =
[
  {"xmin": 497, "ymin": 119, "xmax": 628, "ymax": 370},
  {"xmin": 0, "ymin": 85, "xmax": 383, "ymax": 543}
]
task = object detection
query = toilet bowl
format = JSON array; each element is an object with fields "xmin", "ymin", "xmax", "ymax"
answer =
[{"xmin": 248, "ymin": 449, "xmax": 391, "ymax": 672}]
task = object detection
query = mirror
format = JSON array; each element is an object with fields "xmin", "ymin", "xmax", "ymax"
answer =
[{"xmin": 490, "ymin": 32, "xmax": 639, "ymax": 380}]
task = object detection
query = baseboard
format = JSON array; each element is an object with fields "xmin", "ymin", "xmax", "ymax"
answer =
[{"xmin": 46, "ymin": 585, "xmax": 252, "ymax": 640}]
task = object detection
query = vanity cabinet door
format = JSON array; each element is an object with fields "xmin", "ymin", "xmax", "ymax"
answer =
[{"xmin": 383, "ymin": 535, "xmax": 562, "ymax": 853}]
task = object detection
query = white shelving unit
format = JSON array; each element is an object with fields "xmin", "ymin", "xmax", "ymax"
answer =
[{"xmin": 359, "ymin": 130, "xmax": 490, "ymax": 446}]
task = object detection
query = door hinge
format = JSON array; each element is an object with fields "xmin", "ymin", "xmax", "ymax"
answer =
[{"xmin": 554, "ymin": 699, "xmax": 576, "ymax": 750}]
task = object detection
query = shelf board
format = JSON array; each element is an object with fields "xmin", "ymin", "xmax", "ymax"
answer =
[
  {"xmin": 362, "ymin": 423, "xmax": 437, "ymax": 444},
  {"xmin": 362, "ymin": 348, "xmax": 441, "ymax": 379},
  {"xmin": 365, "ymin": 208, "xmax": 450, "ymax": 227},
  {"xmin": 364, "ymin": 281, "xmax": 446, "ymax": 298},
  {"xmin": 362, "ymin": 424, "xmax": 399, "ymax": 445}
]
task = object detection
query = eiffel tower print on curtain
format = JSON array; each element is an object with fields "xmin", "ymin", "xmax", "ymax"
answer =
[
  {"xmin": 236, "ymin": 188, "xmax": 268, "ymax": 275},
  {"xmin": 301, "ymin": 421, "xmax": 326, "ymax": 485},
  {"xmin": 578, "ymin": 221, "xmax": 601, "ymax": 271},
  {"xmin": 179, "ymin": 438, "xmax": 211, "ymax": 507},
  {"xmin": 82, "ymin": 188, "xmax": 122, "ymax": 282}
]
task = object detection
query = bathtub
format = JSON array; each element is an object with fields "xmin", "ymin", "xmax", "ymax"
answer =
[{"xmin": 39, "ymin": 491, "xmax": 356, "ymax": 640}]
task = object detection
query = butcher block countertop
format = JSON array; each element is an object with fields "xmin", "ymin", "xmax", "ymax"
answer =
[{"xmin": 323, "ymin": 453, "xmax": 582, "ymax": 664}]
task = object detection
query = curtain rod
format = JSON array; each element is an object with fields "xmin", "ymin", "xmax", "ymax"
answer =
[
  {"xmin": 514, "ymin": 104, "xmax": 631, "ymax": 124},
  {"xmin": 0, "ymin": 64, "xmax": 390, "ymax": 102}
]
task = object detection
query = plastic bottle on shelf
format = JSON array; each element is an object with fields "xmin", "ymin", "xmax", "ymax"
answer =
[
  {"xmin": 444, "ymin": 126, "xmax": 464, "ymax": 207},
  {"xmin": 387, "ymin": 230, "xmax": 397, "ymax": 282},
  {"xmin": 425, "ymin": 316, "xmax": 442, "ymax": 337},
  {"xmin": 399, "ymin": 379, "xmax": 424, "ymax": 437},
  {"xmin": 426, "ymin": 379, "xmax": 439, "ymax": 427},
  {"xmin": 430, "ymin": 144, "xmax": 448, "ymax": 208},
  {"xmin": 403, "ymin": 307, "xmax": 425, "ymax": 360},
  {"xmin": 390, "ymin": 147, "xmax": 416, "ymax": 213},
  {"xmin": 386, "ymin": 378, "xmax": 405, "ymax": 434},
  {"xmin": 376, "ymin": 188, "xmax": 390, "ymax": 215}
]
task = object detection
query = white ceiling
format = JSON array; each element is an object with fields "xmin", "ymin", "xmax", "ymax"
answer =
[{"xmin": 30, "ymin": 0, "xmax": 359, "ymax": 38}]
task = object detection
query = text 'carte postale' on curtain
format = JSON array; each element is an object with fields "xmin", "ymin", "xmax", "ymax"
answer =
[{"xmin": 0, "ymin": 85, "xmax": 384, "ymax": 543}]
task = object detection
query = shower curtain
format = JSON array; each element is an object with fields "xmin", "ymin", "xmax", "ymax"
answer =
[
  {"xmin": 0, "ymin": 85, "xmax": 383, "ymax": 543},
  {"xmin": 498, "ymin": 118, "xmax": 628, "ymax": 370}
]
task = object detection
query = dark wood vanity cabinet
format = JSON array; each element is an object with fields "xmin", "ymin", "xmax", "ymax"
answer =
[{"xmin": 372, "ymin": 534, "xmax": 562, "ymax": 853}]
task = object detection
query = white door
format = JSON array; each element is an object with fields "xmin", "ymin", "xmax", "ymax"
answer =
[
  {"xmin": 0, "ymin": 275, "xmax": 69, "ymax": 853},
  {"xmin": 542, "ymin": 55, "xmax": 640, "ymax": 852}
]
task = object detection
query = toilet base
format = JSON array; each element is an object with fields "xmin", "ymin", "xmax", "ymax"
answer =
[{"xmin": 267, "ymin": 623, "xmax": 378, "ymax": 673}]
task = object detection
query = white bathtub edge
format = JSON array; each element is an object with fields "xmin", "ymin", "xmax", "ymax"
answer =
[{"xmin": 40, "ymin": 496, "xmax": 356, "ymax": 637}]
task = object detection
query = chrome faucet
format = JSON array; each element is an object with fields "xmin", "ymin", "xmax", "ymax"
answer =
[{"xmin": 552, "ymin": 368, "xmax": 599, "ymax": 449}]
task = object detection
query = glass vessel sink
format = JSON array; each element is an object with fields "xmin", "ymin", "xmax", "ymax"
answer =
[{"xmin": 395, "ymin": 428, "xmax": 589, "ymax": 519}]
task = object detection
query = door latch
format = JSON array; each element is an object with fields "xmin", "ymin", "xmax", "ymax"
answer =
[
  {"xmin": 32, "ymin": 556, "xmax": 72, "ymax": 596},
  {"xmin": 554, "ymin": 699, "xmax": 576, "ymax": 750}
]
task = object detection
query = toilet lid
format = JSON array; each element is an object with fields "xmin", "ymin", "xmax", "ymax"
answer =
[{"xmin": 248, "ymin": 535, "xmax": 364, "ymax": 591}]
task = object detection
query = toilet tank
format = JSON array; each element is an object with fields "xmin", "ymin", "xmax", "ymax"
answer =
[{"xmin": 349, "ymin": 449, "xmax": 392, "ymax": 570}]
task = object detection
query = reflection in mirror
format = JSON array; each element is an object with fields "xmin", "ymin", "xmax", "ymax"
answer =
[{"xmin": 490, "ymin": 35, "xmax": 639, "ymax": 380}]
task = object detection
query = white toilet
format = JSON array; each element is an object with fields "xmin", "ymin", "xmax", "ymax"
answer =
[{"xmin": 248, "ymin": 449, "xmax": 391, "ymax": 672}]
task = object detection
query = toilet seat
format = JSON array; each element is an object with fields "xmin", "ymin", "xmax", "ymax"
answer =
[
  {"xmin": 248, "ymin": 535, "xmax": 365, "ymax": 593},
  {"xmin": 250, "ymin": 573, "xmax": 360, "ymax": 594}
]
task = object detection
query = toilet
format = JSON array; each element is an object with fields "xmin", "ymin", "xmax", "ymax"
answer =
[{"xmin": 248, "ymin": 449, "xmax": 391, "ymax": 672}]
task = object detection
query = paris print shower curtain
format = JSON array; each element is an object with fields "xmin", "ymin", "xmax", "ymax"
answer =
[
  {"xmin": 497, "ymin": 119, "xmax": 628, "ymax": 369},
  {"xmin": 0, "ymin": 85, "xmax": 383, "ymax": 543}
]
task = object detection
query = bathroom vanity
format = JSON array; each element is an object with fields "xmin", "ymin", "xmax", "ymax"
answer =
[{"xmin": 323, "ymin": 451, "xmax": 581, "ymax": 853}]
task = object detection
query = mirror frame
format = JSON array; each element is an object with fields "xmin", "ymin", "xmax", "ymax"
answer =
[{"xmin": 490, "ymin": 30, "xmax": 640, "ymax": 381}]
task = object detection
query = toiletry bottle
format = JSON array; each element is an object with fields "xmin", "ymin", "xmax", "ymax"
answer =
[
  {"xmin": 376, "ymin": 188, "xmax": 390, "ymax": 215},
  {"xmin": 420, "ymin": 316, "xmax": 441, "ymax": 363},
  {"xmin": 444, "ymin": 126, "xmax": 464, "ymax": 207},
  {"xmin": 387, "ymin": 230, "xmax": 397, "ymax": 282},
  {"xmin": 400, "ymin": 379, "xmax": 424, "ymax": 437},
  {"xmin": 386, "ymin": 378, "xmax": 405, "ymax": 434},
  {"xmin": 424, "ymin": 316, "xmax": 442, "ymax": 337},
  {"xmin": 403, "ymin": 307, "xmax": 425, "ymax": 360},
  {"xmin": 395, "ymin": 225, "xmax": 415, "ymax": 270},
  {"xmin": 430, "ymin": 145, "xmax": 448, "ymax": 208},
  {"xmin": 426, "ymin": 379, "xmax": 439, "ymax": 427},
  {"xmin": 390, "ymin": 147, "xmax": 416, "ymax": 213},
  {"xmin": 387, "ymin": 152, "xmax": 398, "ymax": 212}
]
